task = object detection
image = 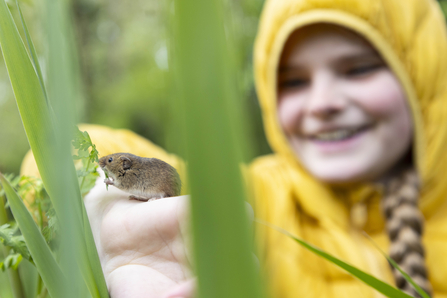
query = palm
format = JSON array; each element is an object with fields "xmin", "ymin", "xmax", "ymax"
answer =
[{"xmin": 84, "ymin": 177, "xmax": 192, "ymax": 298}]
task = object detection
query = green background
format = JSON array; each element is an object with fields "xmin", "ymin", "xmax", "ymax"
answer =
[
  {"xmin": 0, "ymin": 0, "xmax": 446, "ymax": 174},
  {"xmin": 0, "ymin": 0, "xmax": 269, "ymax": 175}
]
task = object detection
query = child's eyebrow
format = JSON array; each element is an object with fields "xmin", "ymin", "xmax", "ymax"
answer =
[
  {"xmin": 278, "ymin": 65, "xmax": 305, "ymax": 73},
  {"xmin": 277, "ymin": 51, "xmax": 383, "ymax": 74},
  {"xmin": 337, "ymin": 52, "xmax": 383, "ymax": 64}
]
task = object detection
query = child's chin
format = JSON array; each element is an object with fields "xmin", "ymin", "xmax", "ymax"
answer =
[{"xmin": 306, "ymin": 164, "xmax": 372, "ymax": 185}]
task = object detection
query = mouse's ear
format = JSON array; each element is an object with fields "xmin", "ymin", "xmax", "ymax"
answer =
[{"xmin": 120, "ymin": 156, "xmax": 132, "ymax": 170}]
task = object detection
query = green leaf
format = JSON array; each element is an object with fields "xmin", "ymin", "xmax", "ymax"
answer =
[
  {"xmin": 0, "ymin": 224, "xmax": 31, "ymax": 260},
  {"xmin": 2, "ymin": 253, "xmax": 23, "ymax": 270},
  {"xmin": 0, "ymin": 0, "xmax": 108, "ymax": 296},
  {"xmin": 0, "ymin": 173, "xmax": 67, "ymax": 298},
  {"xmin": 0, "ymin": 189, "xmax": 26, "ymax": 298},
  {"xmin": 14, "ymin": 0, "xmax": 48, "ymax": 102},
  {"xmin": 172, "ymin": 1, "xmax": 264, "ymax": 297},
  {"xmin": 73, "ymin": 127, "xmax": 100, "ymax": 196},
  {"xmin": 44, "ymin": 1, "xmax": 108, "ymax": 296},
  {"xmin": 1, "ymin": 252, "xmax": 23, "ymax": 271},
  {"xmin": 363, "ymin": 232, "xmax": 431, "ymax": 298},
  {"xmin": 0, "ymin": 174, "xmax": 20, "ymax": 197},
  {"xmin": 256, "ymin": 219, "xmax": 414, "ymax": 298},
  {"xmin": 0, "ymin": 0, "xmax": 57, "ymax": 197}
]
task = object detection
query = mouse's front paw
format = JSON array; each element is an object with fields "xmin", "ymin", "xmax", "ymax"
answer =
[{"xmin": 104, "ymin": 177, "xmax": 114, "ymax": 185}]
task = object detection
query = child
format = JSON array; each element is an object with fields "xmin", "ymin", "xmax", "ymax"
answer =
[
  {"xmin": 250, "ymin": 0, "xmax": 447, "ymax": 297},
  {"xmin": 20, "ymin": 0, "xmax": 447, "ymax": 297}
]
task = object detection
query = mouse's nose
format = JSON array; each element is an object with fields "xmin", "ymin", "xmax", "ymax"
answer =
[{"xmin": 98, "ymin": 156, "xmax": 106, "ymax": 168}]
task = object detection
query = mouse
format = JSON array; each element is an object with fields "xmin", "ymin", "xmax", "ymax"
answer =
[{"xmin": 98, "ymin": 153, "xmax": 182, "ymax": 201}]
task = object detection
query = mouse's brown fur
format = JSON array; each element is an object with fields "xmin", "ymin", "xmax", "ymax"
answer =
[{"xmin": 98, "ymin": 153, "xmax": 181, "ymax": 201}]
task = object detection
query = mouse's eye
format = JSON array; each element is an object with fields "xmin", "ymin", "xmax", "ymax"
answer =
[{"xmin": 108, "ymin": 157, "xmax": 113, "ymax": 163}]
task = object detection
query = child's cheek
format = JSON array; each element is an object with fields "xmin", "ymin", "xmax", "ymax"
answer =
[
  {"xmin": 277, "ymin": 93, "xmax": 305, "ymax": 134},
  {"xmin": 351, "ymin": 71, "xmax": 408, "ymax": 118}
]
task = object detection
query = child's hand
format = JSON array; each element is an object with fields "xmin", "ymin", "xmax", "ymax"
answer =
[
  {"xmin": 84, "ymin": 173, "xmax": 194, "ymax": 298},
  {"xmin": 163, "ymin": 279, "xmax": 196, "ymax": 298}
]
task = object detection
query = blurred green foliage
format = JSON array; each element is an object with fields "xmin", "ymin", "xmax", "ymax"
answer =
[
  {"xmin": 441, "ymin": 0, "xmax": 447, "ymax": 15},
  {"xmin": 0, "ymin": 0, "xmax": 268, "ymax": 175},
  {"xmin": 1, "ymin": 0, "xmax": 446, "ymax": 175}
]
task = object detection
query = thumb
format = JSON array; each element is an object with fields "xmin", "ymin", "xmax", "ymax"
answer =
[{"xmin": 162, "ymin": 278, "xmax": 196, "ymax": 298}]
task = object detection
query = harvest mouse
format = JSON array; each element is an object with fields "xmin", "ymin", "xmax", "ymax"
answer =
[{"xmin": 98, "ymin": 153, "xmax": 182, "ymax": 201}]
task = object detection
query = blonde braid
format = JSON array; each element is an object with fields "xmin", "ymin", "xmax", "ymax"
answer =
[{"xmin": 382, "ymin": 169, "xmax": 432, "ymax": 297}]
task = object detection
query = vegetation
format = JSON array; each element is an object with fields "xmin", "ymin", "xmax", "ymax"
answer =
[
  {"xmin": 0, "ymin": 0, "xmax": 268, "ymax": 176},
  {"xmin": 0, "ymin": 0, "xmax": 445, "ymax": 298}
]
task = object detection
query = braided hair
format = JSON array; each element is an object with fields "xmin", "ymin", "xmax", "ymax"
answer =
[{"xmin": 382, "ymin": 169, "xmax": 432, "ymax": 297}]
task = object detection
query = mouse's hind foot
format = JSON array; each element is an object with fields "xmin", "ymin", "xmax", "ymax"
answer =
[
  {"xmin": 129, "ymin": 195, "xmax": 149, "ymax": 202},
  {"xmin": 129, "ymin": 195, "xmax": 160, "ymax": 202}
]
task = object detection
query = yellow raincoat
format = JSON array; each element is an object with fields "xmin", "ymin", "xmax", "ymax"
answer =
[
  {"xmin": 20, "ymin": 0, "xmax": 447, "ymax": 297},
  {"xmin": 250, "ymin": 0, "xmax": 447, "ymax": 297}
]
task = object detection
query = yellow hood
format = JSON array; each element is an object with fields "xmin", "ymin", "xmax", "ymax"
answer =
[
  {"xmin": 253, "ymin": 0, "xmax": 447, "ymax": 220},
  {"xmin": 251, "ymin": 1, "xmax": 447, "ymax": 296}
]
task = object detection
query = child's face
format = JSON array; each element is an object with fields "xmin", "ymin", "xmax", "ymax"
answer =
[{"xmin": 277, "ymin": 25, "xmax": 413, "ymax": 184}]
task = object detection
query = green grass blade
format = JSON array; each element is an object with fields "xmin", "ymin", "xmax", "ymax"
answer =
[
  {"xmin": 0, "ymin": 0, "xmax": 108, "ymax": 296},
  {"xmin": 256, "ymin": 219, "xmax": 414, "ymax": 298},
  {"xmin": 82, "ymin": 207, "xmax": 108, "ymax": 297},
  {"xmin": 44, "ymin": 0, "xmax": 108, "ymax": 296},
  {"xmin": 0, "ymin": 174, "xmax": 66, "ymax": 298},
  {"xmin": 14, "ymin": 0, "xmax": 48, "ymax": 102},
  {"xmin": 172, "ymin": 1, "xmax": 264, "ymax": 297},
  {"xmin": 0, "ymin": 0, "xmax": 57, "ymax": 194},
  {"xmin": 363, "ymin": 232, "xmax": 431, "ymax": 298}
]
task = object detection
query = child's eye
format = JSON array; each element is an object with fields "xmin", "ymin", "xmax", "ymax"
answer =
[
  {"xmin": 345, "ymin": 64, "xmax": 383, "ymax": 77},
  {"xmin": 278, "ymin": 78, "xmax": 308, "ymax": 90}
]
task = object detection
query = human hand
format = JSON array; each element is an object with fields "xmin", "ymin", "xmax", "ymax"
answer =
[{"xmin": 84, "ymin": 172, "xmax": 195, "ymax": 298}]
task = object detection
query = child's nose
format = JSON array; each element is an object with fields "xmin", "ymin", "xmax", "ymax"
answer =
[{"xmin": 305, "ymin": 72, "xmax": 346, "ymax": 119}]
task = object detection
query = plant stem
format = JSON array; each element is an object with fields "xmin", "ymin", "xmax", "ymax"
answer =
[
  {"xmin": 36, "ymin": 274, "xmax": 44, "ymax": 297},
  {"xmin": 37, "ymin": 286, "xmax": 48, "ymax": 298},
  {"xmin": 0, "ymin": 194, "xmax": 26, "ymax": 298},
  {"xmin": 79, "ymin": 158, "xmax": 91, "ymax": 194}
]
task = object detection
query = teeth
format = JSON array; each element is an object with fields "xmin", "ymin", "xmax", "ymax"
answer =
[{"xmin": 312, "ymin": 128, "xmax": 360, "ymax": 141}]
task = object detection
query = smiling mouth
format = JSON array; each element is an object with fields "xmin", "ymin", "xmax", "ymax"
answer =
[{"xmin": 309, "ymin": 125, "xmax": 371, "ymax": 142}]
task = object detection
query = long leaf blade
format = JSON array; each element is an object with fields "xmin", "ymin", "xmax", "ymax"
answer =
[
  {"xmin": 44, "ymin": 0, "xmax": 108, "ymax": 296},
  {"xmin": 0, "ymin": 174, "xmax": 66, "ymax": 298},
  {"xmin": 256, "ymin": 219, "xmax": 414, "ymax": 298},
  {"xmin": 0, "ymin": 1, "xmax": 108, "ymax": 297},
  {"xmin": 14, "ymin": 0, "xmax": 48, "ymax": 102},
  {"xmin": 0, "ymin": 0, "xmax": 56, "ymax": 192},
  {"xmin": 172, "ymin": 1, "xmax": 265, "ymax": 297},
  {"xmin": 363, "ymin": 233, "xmax": 431, "ymax": 298}
]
